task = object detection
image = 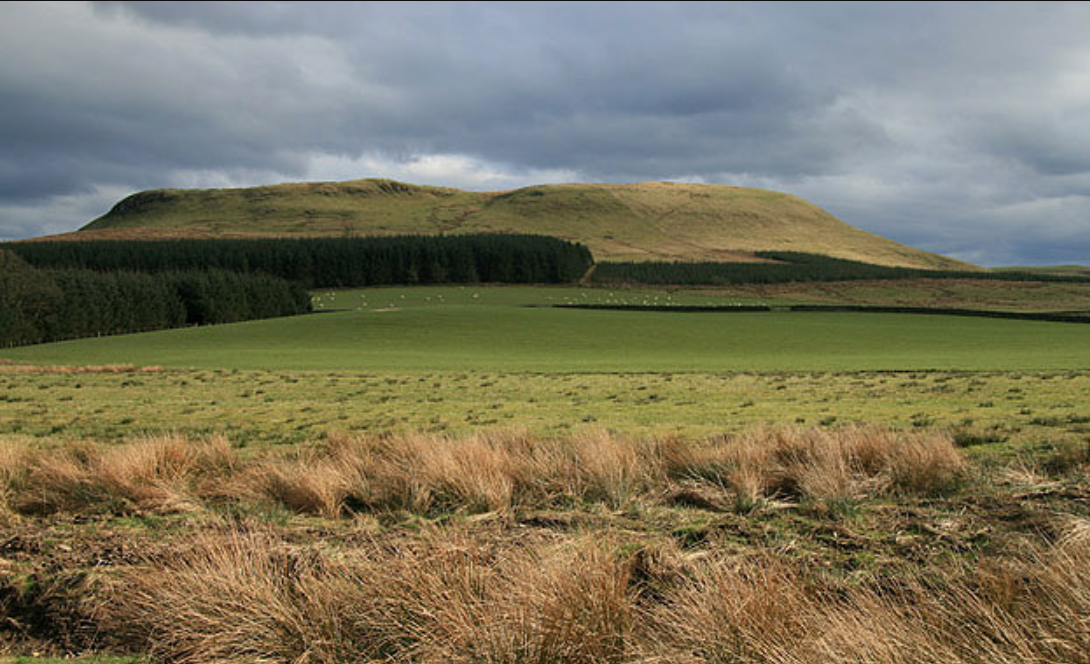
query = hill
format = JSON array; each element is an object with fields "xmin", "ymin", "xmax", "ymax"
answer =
[{"xmin": 69, "ymin": 179, "xmax": 970, "ymax": 269}]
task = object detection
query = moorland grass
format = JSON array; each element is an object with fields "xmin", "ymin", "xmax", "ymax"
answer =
[
  {"xmin": 0, "ymin": 286, "xmax": 1087, "ymax": 657},
  {"xmin": 2, "ymin": 427, "xmax": 1088, "ymax": 660},
  {"xmin": 47, "ymin": 515, "xmax": 1090, "ymax": 664},
  {"xmin": 4, "ymin": 285, "xmax": 1090, "ymax": 662}
]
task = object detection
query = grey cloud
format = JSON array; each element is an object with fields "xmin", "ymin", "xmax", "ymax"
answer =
[
  {"xmin": 973, "ymin": 121, "xmax": 1090, "ymax": 177},
  {"xmin": 83, "ymin": 1, "xmax": 870, "ymax": 183},
  {"xmin": 90, "ymin": 1, "xmax": 327, "ymax": 37},
  {"xmin": 2, "ymin": 2, "xmax": 1090, "ymax": 265}
]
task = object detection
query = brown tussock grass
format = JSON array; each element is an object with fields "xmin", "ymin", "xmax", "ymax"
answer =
[
  {"xmin": 2, "ymin": 425, "xmax": 964, "ymax": 518},
  {"xmin": 237, "ymin": 428, "xmax": 668, "ymax": 518},
  {"xmin": 6, "ymin": 434, "xmax": 235, "ymax": 515},
  {"xmin": 101, "ymin": 518, "xmax": 1090, "ymax": 664},
  {"xmin": 642, "ymin": 517, "xmax": 1090, "ymax": 664},
  {"xmin": 673, "ymin": 425, "xmax": 965, "ymax": 509},
  {"xmin": 108, "ymin": 527, "xmax": 633, "ymax": 664},
  {"xmin": 0, "ymin": 438, "xmax": 34, "ymax": 524}
]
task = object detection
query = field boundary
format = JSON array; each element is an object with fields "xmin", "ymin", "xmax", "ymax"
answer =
[{"xmin": 552, "ymin": 302, "xmax": 1090, "ymax": 323}]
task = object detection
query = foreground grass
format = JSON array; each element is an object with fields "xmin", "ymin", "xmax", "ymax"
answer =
[
  {"xmin": 1, "ymin": 428, "xmax": 1089, "ymax": 662},
  {"xmin": 112, "ymin": 523, "xmax": 1090, "ymax": 664}
]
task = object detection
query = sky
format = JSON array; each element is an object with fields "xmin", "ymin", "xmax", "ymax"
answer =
[{"xmin": 2, "ymin": 2, "xmax": 1089, "ymax": 266}]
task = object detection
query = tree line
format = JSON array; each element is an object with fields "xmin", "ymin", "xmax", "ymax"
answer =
[
  {"xmin": 0, "ymin": 251, "xmax": 311, "ymax": 347},
  {"xmin": 592, "ymin": 251, "xmax": 1090, "ymax": 286},
  {"xmin": 3, "ymin": 234, "xmax": 594, "ymax": 287},
  {"xmin": 0, "ymin": 234, "xmax": 592, "ymax": 347}
]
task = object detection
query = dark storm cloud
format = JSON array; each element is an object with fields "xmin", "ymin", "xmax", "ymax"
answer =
[
  {"xmin": 5, "ymin": 2, "xmax": 875, "ymax": 198},
  {"xmin": 1, "ymin": 1, "xmax": 1089, "ymax": 264}
]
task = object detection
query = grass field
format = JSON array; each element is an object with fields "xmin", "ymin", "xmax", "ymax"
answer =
[
  {"xmin": 4, "ymin": 364, "xmax": 1090, "ymax": 450},
  {"xmin": 3, "ymin": 285, "xmax": 1090, "ymax": 373},
  {"xmin": 2, "ymin": 284, "xmax": 1089, "ymax": 447}
]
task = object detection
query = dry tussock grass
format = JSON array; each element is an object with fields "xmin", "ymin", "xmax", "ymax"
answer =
[
  {"xmin": 0, "ymin": 425, "xmax": 964, "ymax": 518},
  {"xmin": 4, "ymin": 434, "xmax": 235, "ymax": 515},
  {"xmin": 0, "ymin": 438, "xmax": 34, "ymax": 523},
  {"xmin": 643, "ymin": 517, "xmax": 1090, "ymax": 664},
  {"xmin": 108, "ymin": 527, "xmax": 632, "ymax": 664},
  {"xmin": 101, "ymin": 518, "xmax": 1090, "ymax": 664},
  {"xmin": 670, "ymin": 425, "xmax": 964, "ymax": 510},
  {"xmin": 237, "ymin": 428, "xmax": 668, "ymax": 517}
]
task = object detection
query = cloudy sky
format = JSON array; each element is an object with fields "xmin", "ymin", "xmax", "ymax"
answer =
[{"xmin": 2, "ymin": 1, "xmax": 1089, "ymax": 265}]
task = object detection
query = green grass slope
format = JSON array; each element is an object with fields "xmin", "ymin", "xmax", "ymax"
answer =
[
  {"xmin": 74, "ymin": 179, "xmax": 970, "ymax": 270},
  {"xmin": 3, "ymin": 286, "xmax": 1088, "ymax": 372}
]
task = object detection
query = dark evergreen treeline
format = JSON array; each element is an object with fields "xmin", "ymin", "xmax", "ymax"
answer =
[
  {"xmin": 3, "ymin": 234, "xmax": 594, "ymax": 287},
  {"xmin": 592, "ymin": 251, "xmax": 1090, "ymax": 286},
  {"xmin": 0, "ymin": 251, "xmax": 311, "ymax": 347},
  {"xmin": 0, "ymin": 234, "xmax": 590, "ymax": 347}
]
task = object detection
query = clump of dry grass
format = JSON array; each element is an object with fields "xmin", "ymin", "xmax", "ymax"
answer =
[
  {"xmin": 236, "ymin": 431, "xmax": 523, "ymax": 517},
  {"xmin": 102, "ymin": 528, "xmax": 367, "ymax": 663},
  {"xmin": 104, "ymin": 518, "xmax": 1090, "ymax": 664},
  {"xmin": 6, "ymin": 434, "xmax": 236, "ymax": 515},
  {"xmin": 672, "ymin": 425, "xmax": 965, "ymax": 510},
  {"xmin": 0, "ymin": 438, "xmax": 34, "ymax": 523},
  {"xmin": 643, "ymin": 518, "xmax": 1090, "ymax": 664},
  {"xmin": 107, "ymin": 527, "xmax": 633, "ymax": 664},
  {"xmin": 399, "ymin": 532, "xmax": 632, "ymax": 664},
  {"xmin": 638, "ymin": 552, "xmax": 813, "ymax": 663},
  {"xmin": 805, "ymin": 526, "xmax": 1090, "ymax": 664},
  {"xmin": 235, "ymin": 452, "xmax": 359, "ymax": 519},
  {"xmin": 236, "ymin": 428, "xmax": 667, "ymax": 517},
  {"xmin": 1, "ymin": 425, "xmax": 964, "ymax": 518}
]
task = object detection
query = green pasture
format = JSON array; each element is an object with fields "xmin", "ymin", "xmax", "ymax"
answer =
[
  {"xmin": 2, "ymin": 285, "xmax": 1089, "ymax": 373},
  {"xmin": 4, "ymin": 365, "xmax": 1090, "ymax": 447}
]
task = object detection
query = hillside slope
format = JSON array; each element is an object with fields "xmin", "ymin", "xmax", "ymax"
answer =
[{"xmin": 74, "ymin": 179, "xmax": 970, "ymax": 269}]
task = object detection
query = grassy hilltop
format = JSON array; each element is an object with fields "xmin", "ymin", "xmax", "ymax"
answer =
[{"xmin": 71, "ymin": 179, "xmax": 970, "ymax": 269}]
